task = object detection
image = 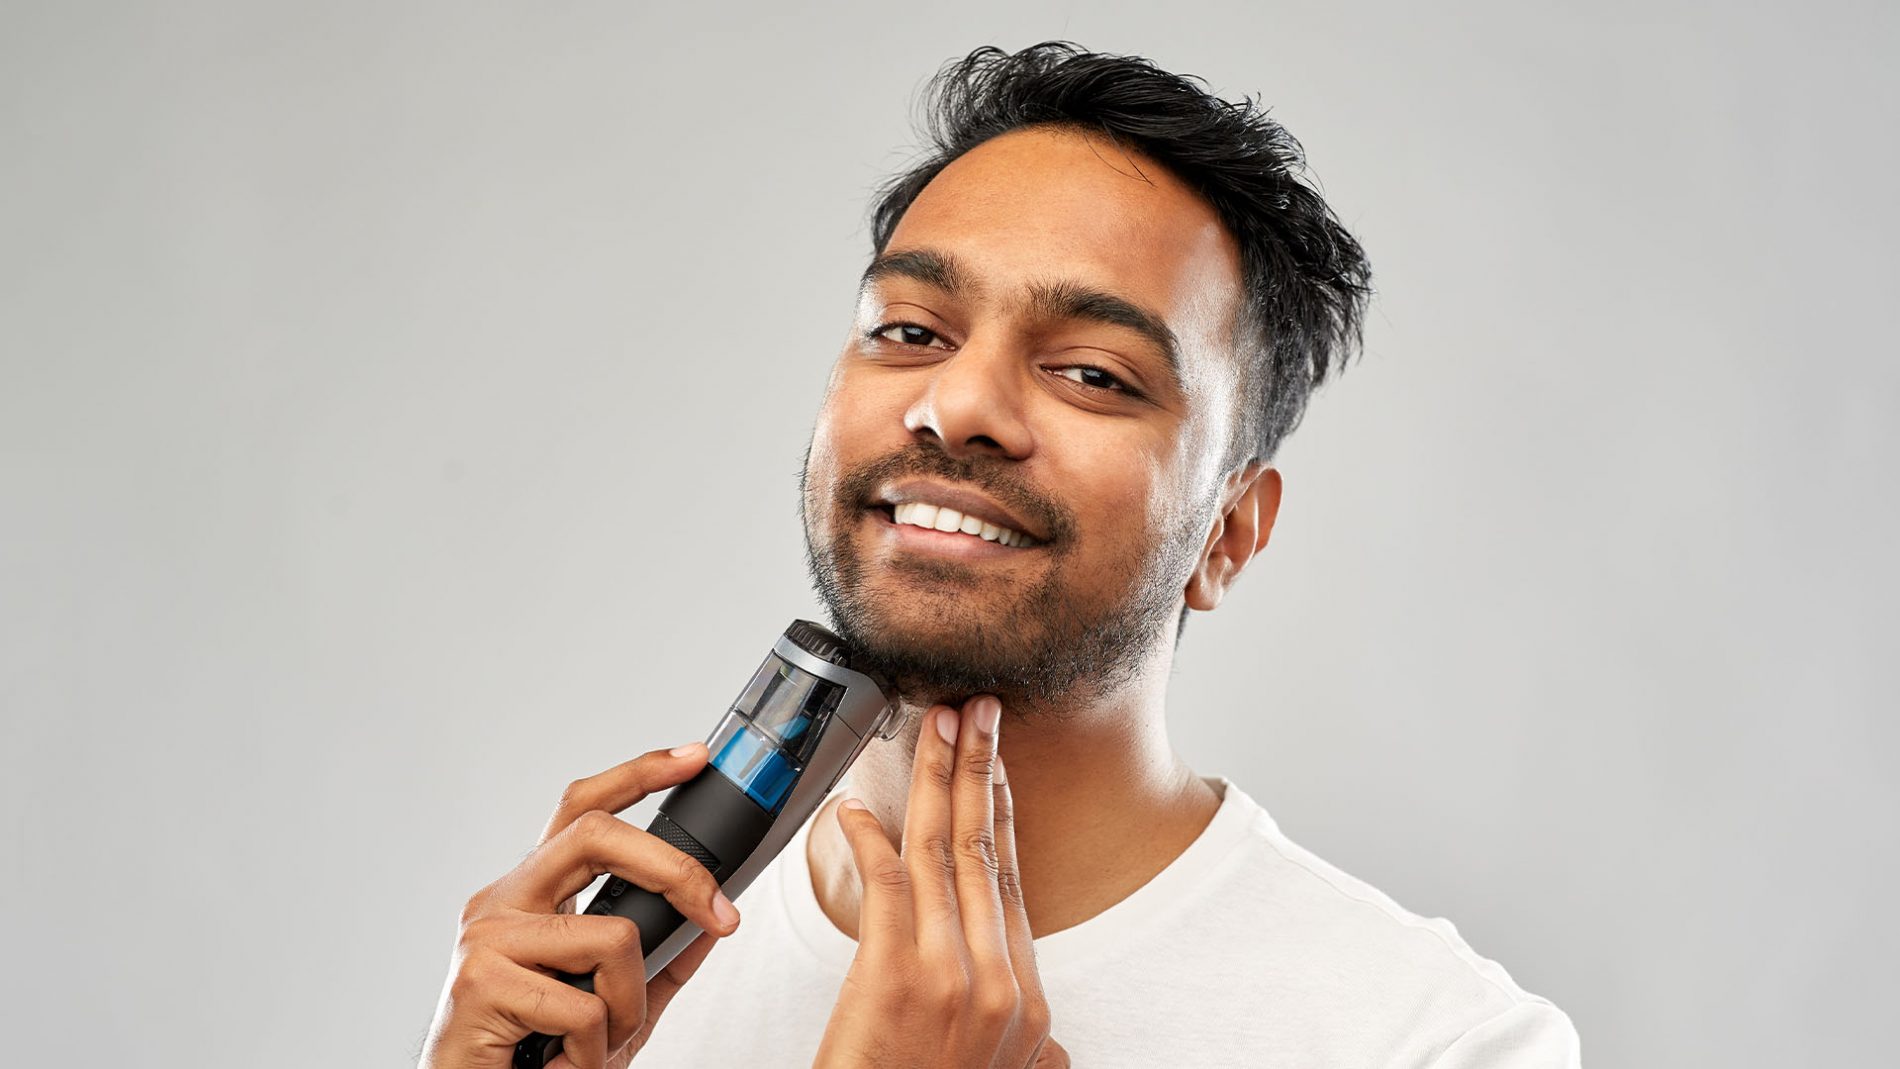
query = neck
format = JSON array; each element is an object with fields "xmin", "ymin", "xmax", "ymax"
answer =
[{"xmin": 805, "ymin": 638, "xmax": 1223, "ymax": 940}]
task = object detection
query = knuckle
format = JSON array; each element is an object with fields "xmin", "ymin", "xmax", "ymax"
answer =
[
  {"xmin": 915, "ymin": 831, "xmax": 957, "ymax": 873},
  {"xmin": 1019, "ymin": 989, "xmax": 1052, "ymax": 1029},
  {"xmin": 457, "ymin": 886, "xmax": 494, "ymax": 928},
  {"xmin": 447, "ymin": 966, "xmax": 479, "ymax": 1005},
  {"xmin": 556, "ymin": 777, "xmax": 593, "ymax": 813},
  {"xmin": 573, "ymin": 808, "xmax": 617, "ymax": 840},
  {"xmin": 990, "ymin": 793, "xmax": 1016, "ymax": 829},
  {"xmin": 956, "ymin": 829, "xmax": 1000, "ymax": 874},
  {"xmin": 925, "ymin": 752, "xmax": 957, "ymax": 792},
  {"xmin": 995, "ymin": 865, "xmax": 1027, "ymax": 908},
  {"xmin": 456, "ymin": 911, "xmax": 500, "ymax": 949},
  {"xmin": 534, "ymin": 909, "xmax": 573, "ymax": 938},
  {"xmin": 869, "ymin": 858, "xmax": 913, "ymax": 895},
  {"xmin": 922, "ymin": 964, "xmax": 970, "ymax": 1010},
  {"xmin": 972, "ymin": 976, "xmax": 1020, "ymax": 1026},
  {"xmin": 959, "ymin": 747, "xmax": 996, "ymax": 784},
  {"xmin": 448, "ymin": 948, "xmax": 498, "ymax": 1003},
  {"xmin": 672, "ymin": 847, "xmax": 711, "ymax": 888},
  {"xmin": 917, "ymin": 834, "xmax": 958, "ymax": 878},
  {"xmin": 604, "ymin": 915, "xmax": 642, "ymax": 957}
]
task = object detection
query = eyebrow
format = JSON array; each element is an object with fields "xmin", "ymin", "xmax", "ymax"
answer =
[
  {"xmin": 858, "ymin": 247, "xmax": 1182, "ymax": 389},
  {"xmin": 860, "ymin": 247, "xmax": 974, "ymax": 297}
]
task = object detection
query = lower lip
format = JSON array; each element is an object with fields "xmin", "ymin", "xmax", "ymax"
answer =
[{"xmin": 865, "ymin": 508, "xmax": 1034, "ymax": 560}]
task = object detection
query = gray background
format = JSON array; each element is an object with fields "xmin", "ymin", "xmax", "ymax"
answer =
[{"xmin": 2, "ymin": 1, "xmax": 1892, "ymax": 1065}]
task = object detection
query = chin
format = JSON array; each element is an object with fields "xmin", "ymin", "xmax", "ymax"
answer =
[
  {"xmin": 848, "ymin": 603, "xmax": 1006, "ymax": 661},
  {"xmin": 833, "ymin": 606, "xmax": 1046, "ymax": 695}
]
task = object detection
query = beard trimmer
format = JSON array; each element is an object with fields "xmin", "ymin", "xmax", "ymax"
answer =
[{"xmin": 513, "ymin": 619, "xmax": 899, "ymax": 1068}]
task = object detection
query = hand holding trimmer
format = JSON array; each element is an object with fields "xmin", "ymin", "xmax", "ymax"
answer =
[{"xmin": 512, "ymin": 619, "xmax": 898, "ymax": 1068}]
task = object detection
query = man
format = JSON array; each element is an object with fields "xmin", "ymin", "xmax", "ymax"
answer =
[{"xmin": 421, "ymin": 42, "xmax": 1581, "ymax": 1068}]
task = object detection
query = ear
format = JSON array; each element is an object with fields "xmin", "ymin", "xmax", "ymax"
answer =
[{"xmin": 1184, "ymin": 462, "xmax": 1282, "ymax": 612}]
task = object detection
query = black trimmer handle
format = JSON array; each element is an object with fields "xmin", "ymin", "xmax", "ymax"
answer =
[{"xmin": 514, "ymin": 769, "xmax": 770, "ymax": 1068}]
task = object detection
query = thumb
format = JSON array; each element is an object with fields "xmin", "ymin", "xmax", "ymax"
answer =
[{"xmin": 1032, "ymin": 1036, "xmax": 1070, "ymax": 1068}]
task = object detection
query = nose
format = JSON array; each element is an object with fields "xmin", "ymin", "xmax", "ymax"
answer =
[{"xmin": 902, "ymin": 339, "xmax": 1035, "ymax": 461}]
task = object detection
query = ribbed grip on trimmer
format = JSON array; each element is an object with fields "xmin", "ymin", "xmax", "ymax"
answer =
[{"xmin": 648, "ymin": 812, "xmax": 720, "ymax": 871}]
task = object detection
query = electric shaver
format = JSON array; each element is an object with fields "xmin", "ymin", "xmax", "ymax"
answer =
[{"xmin": 513, "ymin": 619, "xmax": 898, "ymax": 1067}]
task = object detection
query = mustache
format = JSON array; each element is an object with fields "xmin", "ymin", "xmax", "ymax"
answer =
[{"xmin": 835, "ymin": 442, "xmax": 1076, "ymax": 544}]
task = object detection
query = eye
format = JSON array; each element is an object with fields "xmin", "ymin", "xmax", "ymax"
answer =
[
  {"xmin": 867, "ymin": 322, "xmax": 953, "ymax": 349},
  {"xmin": 1051, "ymin": 365, "xmax": 1132, "ymax": 394}
]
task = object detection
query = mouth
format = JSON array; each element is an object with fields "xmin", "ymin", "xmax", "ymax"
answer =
[
  {"xmin": 874, "ymin": 501, "xmax": 1041, "ymax": 546},
  {"xmin": 863, "ymin": 479, "xmax": 1050, "ymax": 557},
  {"xmin": 862, "ymin": 505, "xmax": 1041, "ymax": 565}
]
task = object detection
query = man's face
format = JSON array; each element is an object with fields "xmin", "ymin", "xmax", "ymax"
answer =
[{"xmin": 802, "ymin": 126, "xmax": 1247, "ymax": 706}]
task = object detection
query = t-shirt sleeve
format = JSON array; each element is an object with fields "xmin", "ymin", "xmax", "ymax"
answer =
[{"xmin": 1423, "ymin": 999, "xmax": 1581, "ymax": 1069}]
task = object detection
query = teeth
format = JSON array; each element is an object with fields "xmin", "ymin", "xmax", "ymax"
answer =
[{"xmin": 889, "ymin": 500, "xmax": 1030, "ymax": 547}]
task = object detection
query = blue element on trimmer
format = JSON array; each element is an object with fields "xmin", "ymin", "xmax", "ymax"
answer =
[
  {"xmin": 712, "ymin": 723, "xmax": 802, "ymax": 812},
  {"xmin": 706, "ymin": 654, "xmax": 842, "ymax": 815}
]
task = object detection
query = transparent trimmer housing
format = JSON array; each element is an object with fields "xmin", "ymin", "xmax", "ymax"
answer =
[{"xmin": 706, "ymin": 653, "xmax": 846, "ymax": 815}]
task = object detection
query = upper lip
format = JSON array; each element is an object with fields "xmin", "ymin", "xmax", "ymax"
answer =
[{"xmin": 873, "ymin": 478, "xmax": 1047, "ymax": 543}]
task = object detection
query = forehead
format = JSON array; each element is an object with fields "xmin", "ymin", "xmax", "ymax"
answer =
[{"xmin": 881, "ymin": 127, "xmax": 1244, "ymax": 365}]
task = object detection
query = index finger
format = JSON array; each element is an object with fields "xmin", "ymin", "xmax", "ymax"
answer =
[
  {"xmin": 903, "ymin": 704, "xmax": 965, "ymax": 945},
  {"xmin": 539, "ymin": 742, "xmax": 709, "ymax": 846}
]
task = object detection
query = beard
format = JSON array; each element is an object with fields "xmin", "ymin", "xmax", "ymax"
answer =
[{"xmin": 800, "ymin": 440, "xmax": 1202, "ymax": 710}]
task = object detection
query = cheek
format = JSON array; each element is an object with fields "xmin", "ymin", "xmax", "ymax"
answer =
[
  {"xmin": 805, "ymin": 364, "xmax": 907, "ymax": 517},
  {"xmin": 820, "ymin": 362, "xmax": 914, "ymax": 450},
  {"xmin": 1096, "ymin": 443, "xmax": 1207, "ymax": 569},
  {"xmin": 1043, "ymin": 423, "xmax": 1175, "ymax": 552},
  {"xmin": 802, "ymin": 437, "xmax": 838, "ymax": 522},
  {"xmin": 803, "ymin": 383, "xmax": 849, "ymax": 521}
]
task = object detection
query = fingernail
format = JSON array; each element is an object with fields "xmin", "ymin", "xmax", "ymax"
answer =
[
  {"xmin": 711, "ymin": 889, "xmax": 739, "ymax": 928},
  {"xmin": 670, "ymin": 742, "xmax": 704, "ymax": 758},
  {"xmin": 935, "ymin": 708, "xmax": 959, "ymax": 745},
  {"xmin": 972, "ymin": 696, "xmax": 1000, "ymax": 736},
  {"xmin": 993, "ymin": 752, "xmax": 1008, "ymax": 785},
  {"xmin": 841, "ymin": 798, "xmax": 867, "ymax": 811}
]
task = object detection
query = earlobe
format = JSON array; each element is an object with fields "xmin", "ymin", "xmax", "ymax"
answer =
[{"xmin": 1184, "ymin": 464, "xmax": 1282, "ymax": 612}]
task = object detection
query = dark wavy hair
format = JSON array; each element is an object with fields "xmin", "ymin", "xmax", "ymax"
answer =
[{"xmin": 869, "ymin": 41, "xmax": 1374, "ymax": 467}]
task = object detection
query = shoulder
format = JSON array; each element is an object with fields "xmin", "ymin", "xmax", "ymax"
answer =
[
  {"xmin": 1422, "ymin": 999, "xmax": 1581, "ymax": 1068},
  {"xmin": 1205, "ymin": 777, "xmax": 1581, "ymax": 1066}
]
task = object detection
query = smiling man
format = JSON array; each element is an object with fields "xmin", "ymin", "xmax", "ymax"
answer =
[{"xmin": 422, "ymin": 42, "xmax": 1580, "ymax": 1069}]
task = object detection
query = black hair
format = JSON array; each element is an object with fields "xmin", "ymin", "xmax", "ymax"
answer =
[{"xmin": 868, "ymin": 41, "xmax": 1374, "ymax": 467}]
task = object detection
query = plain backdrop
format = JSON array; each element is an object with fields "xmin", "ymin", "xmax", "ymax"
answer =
[{"xmin": 2, "ymin": 2, "xmax": 1894, "ymax": 1066}]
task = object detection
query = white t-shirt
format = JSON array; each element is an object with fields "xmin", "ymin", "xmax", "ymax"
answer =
[{"xmin": 634, "ymin": 775, "xmax": 1581, "ymax": 1067}]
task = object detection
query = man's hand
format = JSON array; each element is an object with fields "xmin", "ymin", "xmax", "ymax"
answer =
[
  {"xmin": 812, "ymin": 695, "xmax": 1070, "ymax": 1068},
  {"xmin": 419, "ymin": 743, "xmax": 741, "ymax": 1069}
]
